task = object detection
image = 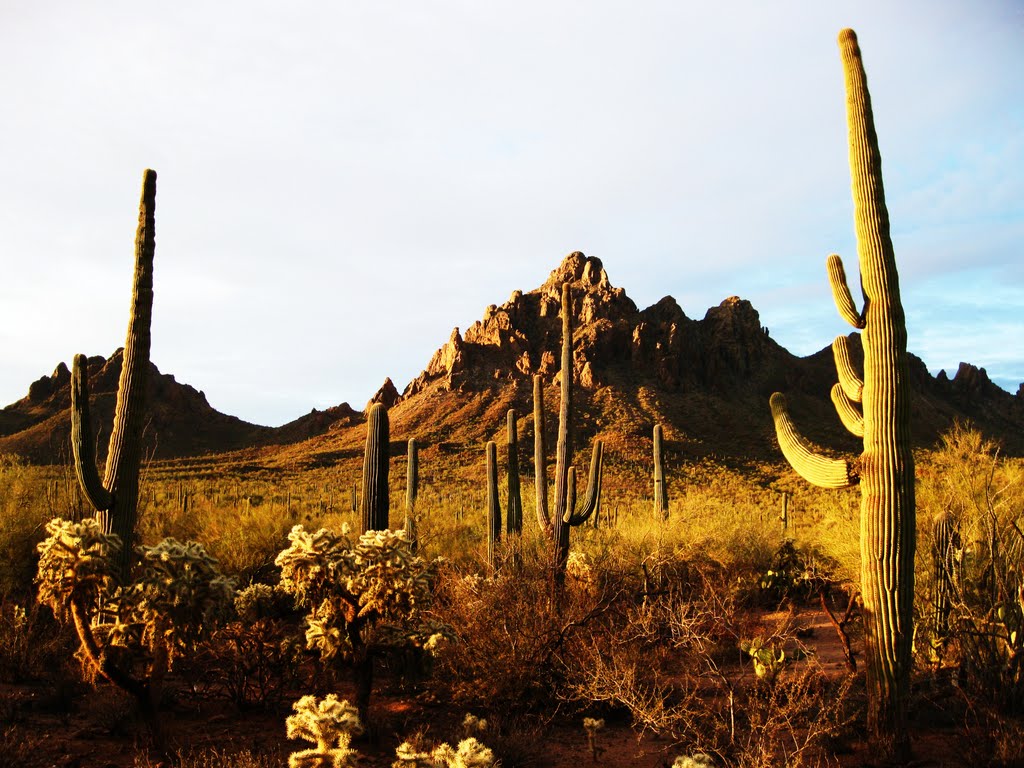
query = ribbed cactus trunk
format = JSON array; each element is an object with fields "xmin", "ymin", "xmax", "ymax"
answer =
[
  {"xmin": 931, "ymin": 510, "xmax": 955, "ymax": 648},
  {"xmin": 841, "ymin": 30, "xmax": 915, "ymax": 755},
  {"xmin": 70, "ymin": 169, "xmax": 156, "ymax": 583},
  {"xmin": 533, "ymin": 375, "xmax": 552, "ymax": 537},
  {"xmin": 485, "ymin": 440, "xmax": 501, "ymax": 571},
  {"xmin": 550, "ymin": 283, "xmax": 604, "ymax": 598},
  {"xmin": 360, "ymin": 403, "xmax": 390, "ymax": 532},
  {"xmin": 551, "ymin": 284, "xmax": 575, "ymax": 587},
  {"xmin": 769, "ymin": 30, "xmax": 915, "ymax": 758},
  {"xmin": 506, "ymin": 410, "xmax": 523, "ymax": 535},
  {"xmin": 405, "ymin": 438, "xmax": 418, "ymax": 551},
  {"xmin": 653, "ymin": 424, "xmax": 668, "ymax": 520}
]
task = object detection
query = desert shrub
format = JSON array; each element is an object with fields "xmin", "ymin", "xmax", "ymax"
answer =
[
  {"xmin": 563, "ymin": 559, "xmax": 852, "ymax": 766},
  {"xmin": 0, "ymin": 455, "xmax": 55, "ymax": 599},
  {"xmin": 190, "ymin": 583, "xmax": 304, "ymax": 708},
  {"xmin": 429, "ymin": 538, "xmax": 628, "ymax": 712},
  {"xmin": 916, "ymin": 423, "xmax": 1024, "ymax": 713},
  {"xmin": 0, "ymin": 598, "xmax": 78, "ymax": 684}
]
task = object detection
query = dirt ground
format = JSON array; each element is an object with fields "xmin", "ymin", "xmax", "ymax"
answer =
[{"xmin": 0, "ymin": 607, "xmax": 1006, "ymax": 767}]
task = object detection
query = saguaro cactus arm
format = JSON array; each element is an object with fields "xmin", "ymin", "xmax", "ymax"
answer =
[
  {"xmin": 770, "ymin": 393, "xmax": 858, "ymax": 489},
  {"xmin": 827, "ymin": 253, "xmax": 866, "ymax": 329},
  {"xmin": 831, "ymin": 384, "xmax": 865, "ymax": 438},
  {"xmin": 70, "ymin": 355, "xmax": 113, "ymax": 511},
  {"xmin": 832, "ymin": 335, "xmax": 864, "ymax": 402},
  {"xmin": 564, "ymin": 440, "xmax": 603, "ymax": 526}
]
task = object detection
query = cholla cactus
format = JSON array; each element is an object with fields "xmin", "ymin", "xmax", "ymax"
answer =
[
  {"xmin": 128, "ymin": 537, "xmax": 235, "ymax": 663},
  {"xmin": 435, "ymin": 738, "xmax": 498, "ymax": 768},
  {"xmin": 582, "ymin": 717, "xmax": 604, "ymax": 762},
  {"xmin": 35, "ymin": 518, "xmax": 233, "ymax": 736},
  {"xmin": 672, "ymin": 755, "xmax": 715, "ymax": 768},
  {"xmin": 286, "ymin": 694, "xmax": 362, "ymax": 768},
  {"xmin": 35, "ymin": 517, "xmax": 120, "ymax": 621},
  {"xmin": 275, "ymin": 524, "xmax": 450, "ymax": 722},
  {"xmin": 462, "ymin": 713, "xmax": 488, "ymax": 737}
]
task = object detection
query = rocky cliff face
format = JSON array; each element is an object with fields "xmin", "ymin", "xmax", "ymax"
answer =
[{"xmin": 404, "ymin": 251, "xmax": 796, "ymax": 400}]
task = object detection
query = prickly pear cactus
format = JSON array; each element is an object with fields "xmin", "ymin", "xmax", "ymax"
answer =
[{"xmin": 769, "ymin": 29, "xmax": 915, "ymax": 756}]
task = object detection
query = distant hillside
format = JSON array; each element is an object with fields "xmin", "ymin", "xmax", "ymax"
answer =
[{"xmin": 3, "ymin": 251, "xmax": 1022, "ymax": 468}]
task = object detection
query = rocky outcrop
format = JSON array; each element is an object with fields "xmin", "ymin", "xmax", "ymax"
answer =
[{"xmin": 404, "ymin": 251, "xmax": 794, "ymax": 400}]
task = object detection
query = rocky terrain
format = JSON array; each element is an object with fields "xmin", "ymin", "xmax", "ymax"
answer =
[{"xmin": 3, "ymin": 251, "xmax": 1023, "ymax": 467}]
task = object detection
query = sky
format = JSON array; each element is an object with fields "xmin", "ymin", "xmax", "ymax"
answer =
[{"xmin": 1, "ymin": 1, "xmax": 1021, "ymax": 428}]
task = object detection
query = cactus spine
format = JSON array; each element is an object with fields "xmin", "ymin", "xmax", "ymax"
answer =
[
  {"xmin": 653, "ymin": 424, "xmax": 668, "ymax": 520},
  {"xmin": 71, "ymin": 169, "xmax": 156, "ymax": 582},
  {"xmin": 769, "ymin": 29, "xmax": 915, "ymax": 757},
  {"xmin": 551, "ymin": 283, "xmax": 604, "ymax": 592},
  {"xmin": 485, "ymin": 440, "xmax": 501, "ymax": 571},
  {"xmin": 405, "ymin": 438, "xmax": 418, "ymax": 551},
  {"xmin": 360, "ymin": 403, "xmax": 390, "ymax": 532},
  {"xmin": 533, "ymin": 374, "xmax": 552, "ymax": 537},
  {"xmin": 506, "ymin": 410, "xmax": 523, "ymax": 535}
]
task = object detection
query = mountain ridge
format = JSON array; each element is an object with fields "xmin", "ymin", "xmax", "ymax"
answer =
[{"xmin": 2, "ymin": 252, "xmax": 1022, "ymax": 465}]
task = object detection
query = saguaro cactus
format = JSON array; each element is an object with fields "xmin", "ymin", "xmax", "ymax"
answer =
[
  {"xmin": 551, "ymin": 283, "xmax": 604, "ymax": 592},
  {"xmin": 769, "ymin": 29, "xmax": 915, "ymax": 757},
  {"xmin": 405, "ymin": 438, "xmax": 419, "ymax": 551},
  {"xmin": 485, "ymin": 440, "xmax": 501, "ymax": 571},
  {"xmin": 653, "ymin": 424, "xmax": 668, "ymax": 520},
  {"xmin": 71, "ymin": 169, "xmax": 156, "ymax": 582},
  {"xmin": 360, "ymin": 403, "xmax": 390, "ymax": 532},
  {"xmin": 533, "ymin": 374, "xmax": 552, "ymax": 537},
  {"xmin": 506, "ymin": 410, "xmax": 523, "ymax": 535}
]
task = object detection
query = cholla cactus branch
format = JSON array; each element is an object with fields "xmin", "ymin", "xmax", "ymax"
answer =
[{"xmin": 770, "ymin": 394, "xmax": 858, "ymax": 489}]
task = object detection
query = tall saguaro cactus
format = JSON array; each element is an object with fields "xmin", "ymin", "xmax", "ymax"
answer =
[
  {"xmin": 506, "ymin": 410, "xmax": 523, "ymax": 535},
  {"xmin": 653, "ymin": 424, "xmax": 668, "ymax": 520},
  {"xmin": 361, "ymin": 403, "xmax": 390, "ymax": 532},
  {"xmin": 405, "ymin": 438, "xmax": 419, "ymax": 551},
  {"xmin": 769, "ymin": 29, "xmax": 915, "ymax": 757},
  {"xmin": 551, "ymin": 283, "xmax": 604, "ymax": 592},
  {"xmin": 485, "ymin": 440, "xmax": 501, "ymax": 571},
  {"xmin": 533, "ymin": 375, "xmax": 552, "ymax": 537},
  {"xmin": 71, "ymin": 169, "xmax": 156, "ymax": 582}
]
